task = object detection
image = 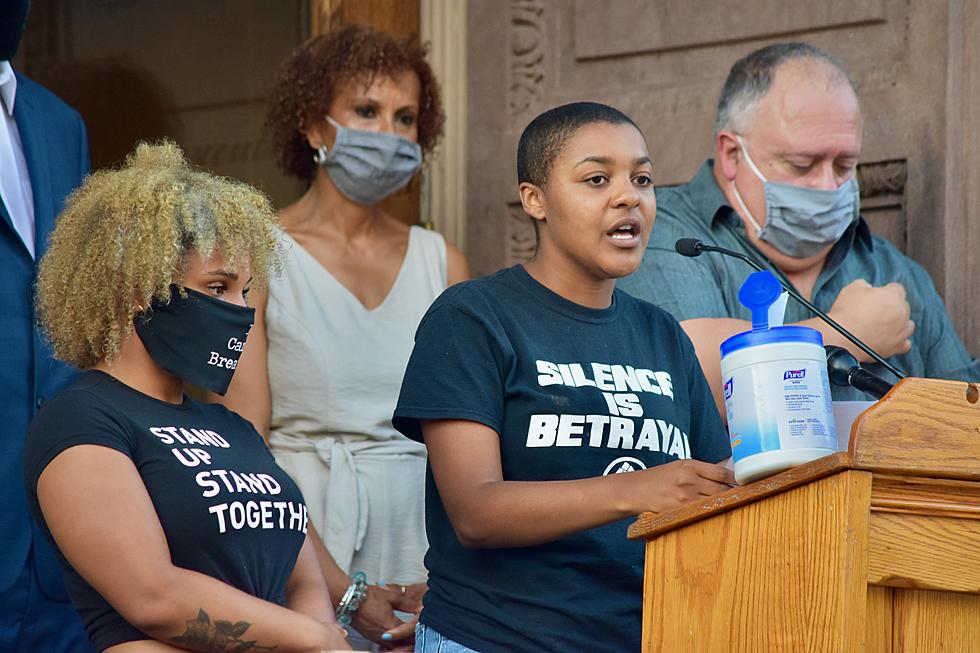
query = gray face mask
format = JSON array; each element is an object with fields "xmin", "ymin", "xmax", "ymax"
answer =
[
  {"xmin": 731, "ymin": 136, "xmax": 859, "ymax": 259},
  {"xmin": 314, "ymin": 116, "xmax": 422, "ymax": 205}
]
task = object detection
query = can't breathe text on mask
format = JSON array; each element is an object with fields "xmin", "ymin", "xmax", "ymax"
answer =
[{"xmin": 134, "ymin": 286, "xmax": 255, "ymax": 395}]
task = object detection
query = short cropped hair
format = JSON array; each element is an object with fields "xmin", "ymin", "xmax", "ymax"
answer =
[
  {"xmin": 517, "ymin": 102, "xmax": 640, "ymax": 188},
  {"xmin": 715, "ymin": 42, "xmax": 854, "ymax": 135},
  {"xmin": 267, "ymin": 24, "xmax": 445, "ymax": 181},
  {"xmin": 37, "ymin": 141, "xmax": 282, "ymax": 369}
]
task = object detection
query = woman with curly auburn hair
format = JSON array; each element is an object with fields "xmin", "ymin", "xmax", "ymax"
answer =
[
  {"xmin": 219, "ymin": 24, "xmax": 468, "ymax": 651},
  {"xmin": 24, "ymin": 141, "xmax": 350, "ymax": 653}
]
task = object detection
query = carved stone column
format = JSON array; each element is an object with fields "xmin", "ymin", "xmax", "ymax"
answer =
[{"xmin": 421, "ymin": 0, "xmax": 468, "ymax": 249}]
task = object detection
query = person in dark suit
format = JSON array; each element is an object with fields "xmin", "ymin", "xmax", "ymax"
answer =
[{"xmin": 0, "ymin": 1, "xmax": 92, "ymax": 651}]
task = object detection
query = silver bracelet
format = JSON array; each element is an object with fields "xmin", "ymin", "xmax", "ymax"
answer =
[{"xmin": 335, "ymin": 571, "xmax": 368, "ymax": 626}]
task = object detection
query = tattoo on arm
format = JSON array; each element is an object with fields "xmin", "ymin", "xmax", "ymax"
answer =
[{"xmin": 171, "ymin": 609, "xmax": 277, "ymax": 652}]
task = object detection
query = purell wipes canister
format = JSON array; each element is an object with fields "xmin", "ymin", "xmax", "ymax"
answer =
[{"xmin": 720, "ymin": 271, "xmax": 838, "ymax": 484}]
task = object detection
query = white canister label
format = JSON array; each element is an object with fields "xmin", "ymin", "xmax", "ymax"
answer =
[{"xmin": 723, "ymin": 359, "xmax": 837, "ymax": 462}]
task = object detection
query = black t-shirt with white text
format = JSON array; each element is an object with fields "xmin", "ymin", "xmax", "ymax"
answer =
[
  {"xmin": 24, "ymin": 371, "xmax": 308, "ymax": 652},
  {"xmin": 393, "ymin": 265, "xmax": 730, "ymax": 653}
]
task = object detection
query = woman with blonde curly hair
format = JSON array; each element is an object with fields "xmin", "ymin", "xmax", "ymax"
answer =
[
  {"xmin": 24, "ymin": 142, "xmax": 350, "ymax": 653},
  {"xmin": 221, "ymin": 24, "xmax": 468, "ymax": 651}
]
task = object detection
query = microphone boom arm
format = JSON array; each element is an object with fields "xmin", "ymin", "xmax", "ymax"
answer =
[{"xmin": 677, "ymin": 238, "xmax": 906, "ymax": 380}]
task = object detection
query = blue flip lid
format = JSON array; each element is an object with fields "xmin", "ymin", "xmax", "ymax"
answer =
[
  {"xmin": 738, "ymin": 270, "xmax": 782, "ymax": 330},
  {"xmin": 720, "ymin": 269, "xmax": 824, "ymax": 357},
  {"xmin": 721, "ymin": 324, "xmax": 824, "ymax": 357}
]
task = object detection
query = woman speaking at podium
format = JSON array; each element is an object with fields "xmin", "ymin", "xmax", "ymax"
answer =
[{"xmin": 393, "ymin": 102, "xmax": 735, "ymax": 653}]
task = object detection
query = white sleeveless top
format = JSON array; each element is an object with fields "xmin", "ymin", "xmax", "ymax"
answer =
[{"xmin": 265, "ymin": 225, "xmax": 446, "ymax": 579}]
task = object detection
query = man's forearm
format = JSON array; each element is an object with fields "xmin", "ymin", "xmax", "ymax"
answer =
[{"xmin": 680, "ymin": 317, "xmax": 749, "ymax": 416}]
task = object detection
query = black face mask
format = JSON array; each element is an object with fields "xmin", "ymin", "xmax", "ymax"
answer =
[
  {"xmin": 134, "ymin": 286, "xmax": 255, "ymax": 395},
  {"xmin": 0, "ymin": 0, "xmax": 31, "ymax": 61}
]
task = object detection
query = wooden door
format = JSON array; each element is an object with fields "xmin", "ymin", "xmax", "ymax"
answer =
[{"xmin": 14, "ymin": 0, "xmax": 309, "ymax": 208}]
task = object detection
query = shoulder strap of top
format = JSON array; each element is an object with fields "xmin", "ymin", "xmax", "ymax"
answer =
[{"xmin": 407, "ymin": 226, "xmax": 447, "ymax": 290}]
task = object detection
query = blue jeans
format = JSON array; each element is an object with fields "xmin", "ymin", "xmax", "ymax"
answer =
[{"xmin": 415, "ymin": 623, "xmax": 482, "ymax": 653}]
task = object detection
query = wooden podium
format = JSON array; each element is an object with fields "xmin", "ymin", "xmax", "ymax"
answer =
[{"xmin": 628, "ymin": 378, "xmax": 980, "ymax": 652}]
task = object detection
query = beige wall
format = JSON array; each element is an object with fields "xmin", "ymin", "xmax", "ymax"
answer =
[{"xmin": 466, "ymin": 0, "xmax": 980, "ymax": 358}]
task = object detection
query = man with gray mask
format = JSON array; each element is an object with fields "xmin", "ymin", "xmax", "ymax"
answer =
[{"xmin": 620, "ymin": 42, "xmax": 980, "ymax": 415}]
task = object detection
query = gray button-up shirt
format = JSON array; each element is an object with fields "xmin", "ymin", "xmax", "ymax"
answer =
[{"xmin": 619, "ymin": 160, "xmax": 980, "ymax": 400}]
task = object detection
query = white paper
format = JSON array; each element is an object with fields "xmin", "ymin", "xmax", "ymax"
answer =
[
  {"xmin": 832, "ymin": 400, "xmax": 876, "ymax": 451},
  {"xmin": 767, "ymin": 291, "xmax": 789, "ymax": 327}
]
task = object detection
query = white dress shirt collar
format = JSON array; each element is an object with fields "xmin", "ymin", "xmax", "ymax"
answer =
[
  {"xmin": 0, "ymin": 59, "xmax": 35, "ymax": 258},
  {"xmin": 0, "ymin": 61, "xmax": 16, "ymax": 117}
]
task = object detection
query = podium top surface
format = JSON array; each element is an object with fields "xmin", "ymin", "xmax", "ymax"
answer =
[
  {"xmin": 629, "ymin": 377, "xmax": 980, "ymax": 541},
  {"xmin": 628, "ymin": 453, "xmax": 851, "ymax": 540}
]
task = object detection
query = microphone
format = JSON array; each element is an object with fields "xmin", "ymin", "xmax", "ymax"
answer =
[
  {"xmin": 825, "ymin": 345, "xmax": 894, "ymax": 399},
  {"xmin": 674, "ymin": 238, "xmax": 905, "ymax": 380},
  {"xmin": 674, "ymin": 238, "xmax": 710, "ymax": 258},
  {"xmin": 675, "ymin": 238, "xmax": 764, "ymax": 270}
]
